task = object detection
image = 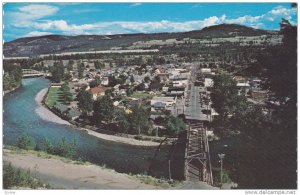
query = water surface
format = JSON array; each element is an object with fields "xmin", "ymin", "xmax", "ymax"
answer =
[{"xmin": 3, "ymin": 78, "xmax": 169, "ymax": 177}]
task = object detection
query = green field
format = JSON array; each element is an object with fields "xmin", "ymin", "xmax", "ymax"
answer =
[{"xmin": 45, "ymin": 86, "xmax": 63, "ymax": 107}]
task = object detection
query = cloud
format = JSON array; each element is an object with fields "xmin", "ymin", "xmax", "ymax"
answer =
[
  {"xmin": 18, "ymin": 4, "xmax": 58, "ymax": 17},
  {"xmin": 270, "ymin": 6, "xmax": 296, "ymax": 15},
  {"xmin": 225, "ymin": 15, "xmax": 265, "ymax": 28},
  {"xmin": 22, "ymin": 16, "xmax": 228, "ymax": 36},
  {"xmin": 6, "ymin": 4, "xmax": 298, "ymax": 39},
  {"xmin": 24, "ymin": 31, "xmax": 53, "ymax": 37},
  {"xmin": 9, "ymin": 4, "xmax": 59, "ymax": 27},
  {"xmin": 264, "ymin": 6, "xmax": 297, "ymax": 24}
]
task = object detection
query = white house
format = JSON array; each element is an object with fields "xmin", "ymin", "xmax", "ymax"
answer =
[{"xmin": 151, "ymin": 96, "xmax": 176, "ymax": 107}]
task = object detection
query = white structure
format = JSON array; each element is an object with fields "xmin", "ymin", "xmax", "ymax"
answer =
[
  {"xmin": 101, "ymin": 77, "xmax": 109, "ymax": 86},
  {"xmin": 151, "ymin": 96, "xmax": 176, "ymax": 107},
  {"xmin": 172, "ymin": 79, "xmax": 188, "ymax": 87},
  {"xmin": 201, "ymin": 68, "xmax": 212, "ymax": 74},
  {"xmin": 237, "ymin": 82, "xmax": 251, "ymax": 95},
  {"xmin": 204, "ymin": 78, "xmax": 214, "ymax": 88}
]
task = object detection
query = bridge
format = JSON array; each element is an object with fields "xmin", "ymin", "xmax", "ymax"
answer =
[
  {"xmin": 184, "ymin": 121, "xmax": 213, "ymax": 185},
  {"xmin": 22, "ymin": 69, "xmax": 45, "ymax": 78},
  {"xmin": 183, "ymin": 63, "xmax": 213, "ymax": 186}
]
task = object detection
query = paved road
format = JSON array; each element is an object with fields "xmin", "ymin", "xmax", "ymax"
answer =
[{"xmin": 185, "ymin": 84, "xmax": 209, "ymax": 121}]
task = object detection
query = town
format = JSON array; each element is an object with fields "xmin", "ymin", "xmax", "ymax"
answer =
[
  {"xmin": 2, "ymin": 3, "xmax": 297, "ymax": 190},
  {"xmin": 5, "ymin": 46, "xmax": 270, "ymax": 140}
]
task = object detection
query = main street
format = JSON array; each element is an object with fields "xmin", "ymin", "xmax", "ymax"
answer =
[{"xmin": 184, "ymin": 64, "xmax": 210, "ymax": 122}]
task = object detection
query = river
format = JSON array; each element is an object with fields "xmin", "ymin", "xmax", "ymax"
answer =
[{"xmin": 3, "ymin": 78, "xmax": 171, "ymax": 178}]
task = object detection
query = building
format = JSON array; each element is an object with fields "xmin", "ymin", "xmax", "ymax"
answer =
[
  {"xmin": 101, "ymin": 77, "xmax": 109, "ymax": 86},
  {"xmin": 204, "ymin": 78, "xmax": 214, "ymax": 88},
  {"xmin": 171, "ymin": 75, "xmax": 189, "ymax": 87},
  {"xmin": 90, "ymin": 86, "xmax": 110, "ymax": 100},
  {"xmin": 152, "ymin": 102, "xmax": 167, "ymax": 112},
  {"xmin": 151, "ymin": 96, "xmax": 176, "ymax": 107},
  {"xmin": 201, "ymin": 68, "xmax": 212, "ymax": 75},
  {"xmin": 237, "ymin": 82, "xmax": 251, "ymax": 95}
]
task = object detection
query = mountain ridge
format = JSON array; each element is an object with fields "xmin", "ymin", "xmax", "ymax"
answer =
[{"xmin": 4, "ymin": 24, "xmax": 278, "ymax": 57}]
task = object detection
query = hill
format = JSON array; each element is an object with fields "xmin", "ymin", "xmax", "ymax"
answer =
[{"xmin": 4, "ymin": 24, "xmax": 277, "ymax": 57}]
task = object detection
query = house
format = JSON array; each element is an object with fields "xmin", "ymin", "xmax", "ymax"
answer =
[
  {"xmin": 151, "ymin": 96, "xmax": 176, "ymax": 107},
  {"xmin": 204, "ymin": 78, "xmax": 214, "ymax": 88},
  {"xmin": 201, "ymin": 68, "xmax": 212, "ymax": 75},
  {"xmin": 90, "ymin": 86, "xmax": 110, "ymax": 100},
  {"xmin": 172, "ymin": 76, "xmax": 189, "ymax": 87},
  {"xmin": 251, "ymin": 89, "xmax": 268, "ymax": 101},
  {"xmin": 151, "ymin": 102, "xmax": 167, "ymax": 112},
  {"xmin": 166, "ymin": 86, "xmax": 185, "ymax": 97},
  {"xmin": 156, "ymin": 73, "xmax": 169, "ymax": 83},
  {"xmin": 237, "ymin": 82, "xmax": 251, "ymax": 95},
  {"xmin": 101, "ymin": 77, "xmax": 109, "ymax": 86}
]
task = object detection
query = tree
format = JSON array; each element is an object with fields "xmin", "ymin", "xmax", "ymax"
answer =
[
  {"xmin": 94, "ymin": 60, "xmax": 101, "ymax": 69},
  {"xmin": 224, "ymin": 17, "xmax": 297, "ymax": 189},
  {"xmin": 93, "ymin": 95, "xmax": 114, "ymax": 124},
  {"xmin": 144, "ymin": 76, "xmax": 150, "ymax": 83},
  {"xmin": 77, "ymin": 63, "xmax": 84, "ymax": 79},
  {"xmin": 112, "ymin": 108, "xmax": 130, "ymax": 133},
  {"xmin": 17, "ymin": 133, "xmax": 33, "ymax": 150},
  {"xmin": 77, "ymin": 89, "xmax": 93, "ymax": 116},
  {"xmin": 129, "ymin": 103, "xmax": 151, "ymax": 135},
  {"xmin": 108, "ymin": 75, "xmax": 117, "ymax": 87},
  {"xmin": 165, "ymin": 115, "xmax": 186, "ymax": 135},
  {"xmin": 89, "ymin": 80, "xmax": 99, "ymax": 88},
  {"xmin": 130, "ymin": 75, "xmax": 135, "ymax": 83},
  {"xmin": 67, "ymin": 60, "xmax": 74, "ymax": 71},
  {"xmin": 64, "ymin": 72, "xmax": 72, "ymax": 81},
  {"xmin": 50, "ymin": 61, "xmax": 64, "ymax": 83},
  {"xmin": 150, "ymin": 76, "xmax": 163, "ymax": 90},
  {"xmin": 3, "ymin": 62, "xmax": 22, "ymax": 91},
  {"xmin": 210, "ymin": 71, "xmax": 247, "ymax": 137},
  {"xmin": 60, "ymin": 83, "xmax": 73, "ymax": 104},
  {"xmin": 250, "ymin": 18, "xmax": 297, "ymax": 188}
]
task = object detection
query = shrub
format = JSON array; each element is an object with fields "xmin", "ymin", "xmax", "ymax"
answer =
[
  {"xmin": 3, "ymin": 162, "xmax": 50, "ymax": 189},
  {"xmin": 41, "ymin": 137, "xmax": 77, "ymax": 159},
  {"xmin": 17, "ymin": 133, "xmax": 33, "ymax": 150}
]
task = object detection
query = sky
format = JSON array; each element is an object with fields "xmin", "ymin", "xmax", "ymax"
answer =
[{"xmin": 3, "ymin": 2, "xmax": 298, "ymax": 41}]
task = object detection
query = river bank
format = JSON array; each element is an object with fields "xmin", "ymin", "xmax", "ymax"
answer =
[
  {"xmin": 35, "ymin": 87, "xmax": 160, "ymax": 146},
  {"xmin": 4, "ymin": 84, "xmax": 21, "ymax": 96},
  {"xmin": 3, "ymin": 148, "xmax": 161, "ymax": 189},
  {"xmin": 35, "ymin": 88, "xmax": 71, "ymax": 125}
]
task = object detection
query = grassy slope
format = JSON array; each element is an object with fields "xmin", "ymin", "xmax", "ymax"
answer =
[
  {"xmin": 3, "ymin": 146, "xmax": 179, "ymax": 189},
  {"xmin": 45, "ymin": 86, "xmax": 62, "ymax": 107}
]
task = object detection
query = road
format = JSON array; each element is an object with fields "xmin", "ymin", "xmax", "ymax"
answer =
[{"xmin": 185, "ymin": 84, "xmax": 209, "ymax": 121}]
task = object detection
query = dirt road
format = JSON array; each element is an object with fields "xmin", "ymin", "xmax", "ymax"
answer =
[{"xmin": 3, "ymin": 151, "xmax": 159, "ymax": 189}]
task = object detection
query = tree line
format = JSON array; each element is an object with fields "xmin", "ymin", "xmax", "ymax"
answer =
[
  {"xmin": 77, "ymin": 89, "xmax": 185, "ymax": 136},
  {"xmin": 210, "ymin": 19, "xmax": 297, "ymax": 189},
  {"xmin": 3, "ymin": 61, "xmax": 23, "ymax": 91}
]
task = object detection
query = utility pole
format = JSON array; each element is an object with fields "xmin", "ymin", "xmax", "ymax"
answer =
[{"xmin": 218, "ymin": 153, "xmax": 225, "ymax": 189}]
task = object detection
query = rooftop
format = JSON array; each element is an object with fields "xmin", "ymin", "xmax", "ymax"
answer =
[{"xmin": 90, "ymin": 85, "xmax": 110, "ymax": 95}]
